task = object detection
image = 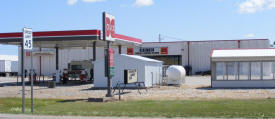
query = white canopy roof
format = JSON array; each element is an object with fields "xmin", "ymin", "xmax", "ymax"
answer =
[
  {"xmin": 211, "ymin": 48, "xmax": 275, "ymax": 62},
  {"xmin": 0, "ymin": 55, "xmax": 18, "ymax": 61},
  {"xmin": 121, "ymin": 54, "xmax": 163, "ymax": 63}
]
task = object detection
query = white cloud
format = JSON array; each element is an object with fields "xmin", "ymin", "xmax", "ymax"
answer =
[
  {"xmin": 239, "ymin": 0, "xmax": 275, "ymax": 14},
  {"xmin": 244, "ymin": 33, "xmax": 255, "ymax": 38},
  {"xmin": 67, "ymin": 0, "xmax": 104, "ymax": 5},
  {"xmin": 68, "ymin": 0, "xmax": 78, "ymax": 5},
  {"xmin": 134, "ymin": 0, "xmax": 154, "ymax": 7}
]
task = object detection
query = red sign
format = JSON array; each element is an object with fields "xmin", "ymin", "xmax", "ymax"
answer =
[
  {"xmin": 127, "ymin": 48, "xmax": 134, "ymax": 55},
  {"xmin": 103, "ymin": 12, "xmax": 115, "ymax": 41},
  {"xmin": 26, "ymin": 52, "xmax": 31, "ymax": 56},
  {"xmin": 160, "ymin": 47, "xmax": 168, "ymax": 54},
  {"xmin": 108, "ymin": 48, "xmax": 114, "ymax": 67}
]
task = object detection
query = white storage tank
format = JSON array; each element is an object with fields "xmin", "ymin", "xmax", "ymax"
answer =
[{"xmin": 166, "ymin": 65, "xmax": 186, "ymax": 85}]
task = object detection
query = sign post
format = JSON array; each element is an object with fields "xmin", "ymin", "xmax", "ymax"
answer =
[
  {"xmin": 103, "ymin": 12, "xmax": 115, "ymax": 97},
  {"xmin": 22, "ymin": 28, "xmax": 33, "ymax": 113}
]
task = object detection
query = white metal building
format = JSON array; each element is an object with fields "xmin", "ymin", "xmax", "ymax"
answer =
[
  {"xmin": 94, "ymin": 54, "xmax": 163, "ymax": 88},
  {"xmin": 13, "ymin": 39, "xmax": 270, "ymax": 76},
  {"xmin": 129, "ymin": 39, "xmax": 270, "ymax": 75},
  {"xmin": 211, "ymin": 48, "xmax": 275, "ymax": 88},
  {"xmin": 0, "ymin": 55, "xmax": 18, "ymax": 76}
]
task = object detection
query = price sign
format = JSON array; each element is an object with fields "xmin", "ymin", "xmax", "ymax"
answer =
[
  {"xmin": 23, "ymin": 28, "xmax": 33, "ymax": 50},
  {"xmin": 108, "ymin": 48, "xmax": 115, "ymax": 77}
]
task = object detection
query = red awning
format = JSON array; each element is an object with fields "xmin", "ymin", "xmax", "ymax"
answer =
[{"xmin": 0, "ymin": 29, "xmax": 141, "ymax": 48}]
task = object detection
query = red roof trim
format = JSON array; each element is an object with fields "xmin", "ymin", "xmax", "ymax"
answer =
[
  {"xmin": 114, "ymin": 34, "xmax": 142, "ymax": 44},
  {"xmin": 34, "ymin": 30, "xmax": 100, "ymax": 37},
  {"xmin": 0, "ymin": 30, "xmax": 100, "ymax": 38},
  {"xmin": 0, "ymin": 32, "xmax": 22, "ymax": 38}
]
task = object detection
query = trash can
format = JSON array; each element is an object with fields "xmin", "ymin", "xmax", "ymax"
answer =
[{"xmin": 48, "ymin": 81, "xmax": 56, "ymax": 88}]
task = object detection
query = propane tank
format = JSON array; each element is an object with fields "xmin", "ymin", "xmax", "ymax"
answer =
[{"xmin": 166, "ymin": 65, "xmax": 186, "ymax": 85}]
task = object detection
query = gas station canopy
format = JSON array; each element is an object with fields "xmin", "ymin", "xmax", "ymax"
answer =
[{"xmin": 0, "ymin": 29, "xmax": 142, "ymax": 48}]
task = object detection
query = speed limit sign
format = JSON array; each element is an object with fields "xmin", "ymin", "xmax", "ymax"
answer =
[{"xmin": 23, "ymin": 28, "xmax": 33, "ymax": 50}]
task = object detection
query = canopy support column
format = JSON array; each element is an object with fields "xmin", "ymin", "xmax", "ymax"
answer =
[
  {"xmin": 55, "ymin": 47, "xmax": 60, "ymax": 83},
  {"xmin": 93, "ymin": 42, "xmax": 96, "ymax": 61},
  {"xmin": 118, "ymin": 45, "xmax": 122, "ymax": 54}
]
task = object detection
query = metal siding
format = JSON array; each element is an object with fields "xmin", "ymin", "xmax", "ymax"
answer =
[
  {"xmin": 11, "ymin": 61, "xmax": 18, "ymax": 72},
  {"xmin": 240, "ymin": 40, "xmax": 270, "ymax": 48},
  {"xmin": 41, "ymin": 54, "xmax": 55, "ymax": 76},
  {"xmin": 59, "ymin": 48, "xmax": 93, "ymax": 70},
  {"xmin": 94, "ymin": 55, "xmax": 162, "ymax": 88},
  {"xmin": 4, "ymin": 60, "xmax": 11, "ymax": 72},
  {"xmin": 93, "ymin": 58, "xmax": 107, "ymax": 88},
  {"xmin": 25, "ymin": 53, "xmax": 40, "ymax": 75},
  {"xmin": 0, "ymin": 60, "xmax": 5, "ymax": 72},
  {"xmin": 190, "ymin": 41, "xmax": 238, "ymax": 74},
  {"xmin": 145, "ymin": 64, "xmax": 163, "ymax": 86},
  {"xmin": 0, "ymin": 55, "xmax": 18, "ymax": 73},
  {"xmin": 181, "ymin": 43, "xmax": 188, "ymax": 66}
]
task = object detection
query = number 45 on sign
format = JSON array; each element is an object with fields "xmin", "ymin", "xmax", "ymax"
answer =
[{"xmin": 23, "ymin": 28, "xmax": 33, "ymax": 50}]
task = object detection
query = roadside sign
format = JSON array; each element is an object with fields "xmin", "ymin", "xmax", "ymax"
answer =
[
  {"xmin": 23, "ymin": 28, "xmax": 33, "ymax": 50},
  {"xmin": 103, "ymin": 12, "xmax": 115, "ymax": 41},
  {"xmin": 103, "ymin": 12, "xmax": 115, "ymax": 97},
  {"xmin": 22, "ymin": 27, "xmax": 33, "ymax": 113}
]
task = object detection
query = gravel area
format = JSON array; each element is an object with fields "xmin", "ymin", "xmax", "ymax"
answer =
[{"xmin": 1, "ymin": 76, "xmax": 275, "ymax": 100}]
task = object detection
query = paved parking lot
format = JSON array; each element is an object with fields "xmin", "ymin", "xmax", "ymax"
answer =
[{"xmin": 0, "ymin": 76, "xmax": 275, "ymax": 100}]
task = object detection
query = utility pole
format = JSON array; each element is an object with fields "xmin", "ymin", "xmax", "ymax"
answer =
[{"xmin": 159, "ymin": 34, "xmax": 161, "ymax": 42}]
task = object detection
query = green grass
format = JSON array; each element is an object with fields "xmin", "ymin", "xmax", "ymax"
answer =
[{"xmin": 0, "ymin": 98, "xmax": 275, "ymax": 118}]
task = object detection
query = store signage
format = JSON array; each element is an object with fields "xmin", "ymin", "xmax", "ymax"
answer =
[
  {"xmin": 103, "ymin": 12, "xmax": 115, "ymax": 41},
  {"xmin": 124, "ymin": 69, "xmax": 138, "ymax": 84},
  {"xmin": 26, "ymin": 52, "xmax": 31, "ymax": 56},
  {"xmin": 23, "ymin": 28, "xmax": 33, "ymax": 50},
  {"xmin": 127, "ymin": 47, "xmax": 168, "ymax": 55},
  {"xmin": 108, "ymin": 48, "xmax": 115, "ymax": 77},
  {"xmin": 127, "ymin": 48, "xmax": 134, "ymax": 55}
]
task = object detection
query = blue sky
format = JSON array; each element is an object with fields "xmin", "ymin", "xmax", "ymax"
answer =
[{"xmin": 0, "ymin": 0, "xmax": 275, "ymax": 56}]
